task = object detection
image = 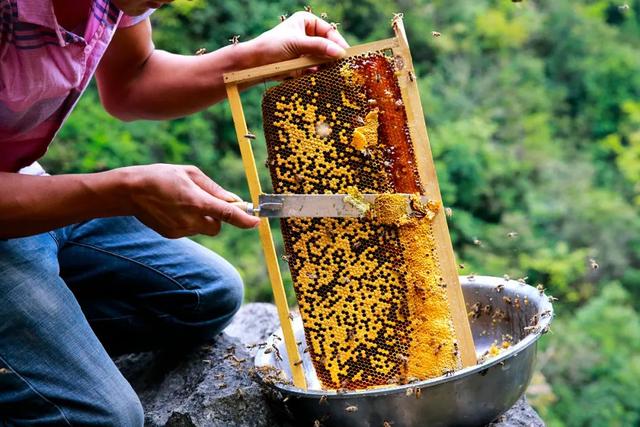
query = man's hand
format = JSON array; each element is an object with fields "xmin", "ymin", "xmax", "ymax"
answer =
[
  {"xmin": 245, "ymin": 12, "xmax": 350, "ymax": 65},
  {"xmin": 122, "ymin": 164, "xmax": 260, "ymax": 238}
]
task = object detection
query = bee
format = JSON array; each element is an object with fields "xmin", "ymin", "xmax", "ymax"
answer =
[
  {"xmin": 431, "ymin": 31, "xmax": 441, "ymax": 37},
  {"xmin": 279, "ymin": 14, "xmax": 287, "ymax": 22},
  {"xmin": 345, "ymin": 405, "xmax": 358, "ymax": 413},
  {"xmin": 507, "ymin": 231, "xmax": 518, "ymax": 239},
  {"xmin": 236, "ymin": 388, "xmax": 246, "ymax": 400},
  {"xmin": 306, "ymin": 272, "xmax": 318, "ymax": 280},
  {"xmin": 391, "ymin": 12, "xmax": 403, "ymax": 28},
  {"xmin": 367, "ymin": 99, "xmax": 377, "ymax": 105},
  {"xmin": 458, "ymin": 263, "xmax": 465, "ymax": 269},
  {"xmin": 264, "ymin": 347, "xmax": 273, "ymax": 354},
  {"xmin": 314, "ymin": 421, "xmax": 321, "ymax": 427},
  {"xmin": 320, "ymin": 12, "xmax": 328, "ymax": 19},
  {"xmin": 383, "ymin": 422, "xmax": 394, "ymax": 427},
  {"xmin": 473, "ymin": 238, "xmax": 483, "ymax": 247},
  {"xmin": 503, "ymin": 296, "xmax": 512, "ymax": 305},
  {"xmin": 482, "ymin": 304, "xmax": 492, "ymax": 316},
  {"xmin": 195, "ymin": 47, "xmax": 206, "ymax": 55},
  {"xmin": 415, "ymin": 388, "xmax": 422, "ymax": 399},
  {"xmin": 395, "ymin": 99, "xmax": 403, "ymax": 107},
  {"xmin": 408, "ymin": 70, "xmax": 415, "ymax": 82},
  {"xmin": 444, "ymin": 207, "xmax": 453, "ymax": 218},
  {"xmin": 517, "ymin": 277, "xmax": 528, "ymax": 285},
  {"xmin": 228, "ymin": 35, "xmax": 240, "ymax": 45},
  {"xmin": 217, "ymin": 382, "xmax": 227, "ymax": 389},
  {"xmin": 346, "ymin": 329, "xmax": 355, "ymax": 342},
  {"xmin": 536, "ymin": 284, "xmax": 545, "ymax": 295},
  {"xmin": 405, "ymin": 387, "xmax": 414, "ymax": 396},
  {"xmin": 303, "ymin": 347, "xmax": 309, "ymax": 353},
  {"xmin": 468, "ymin": 274, "xmax": 475, "ymax": 281},
  {"xmin": 282, "ymin": 396, "xmax": 290, "ymax": 403},
  {"xmin": 503, "ymin": 274, "xmax": 511, "ymax": 281},
  {"xmin": 495, "ymin": 284, "xmax": 505, "ymax": 293},
  {"xmin": 293, "ymin": 359, "xmax": 303, "ymax": 366},
  {"xmin": 244, "ymin": 132, "xmax": 256, "ymax": 140},
  {"xmin": 443, "ymin": 369, "xmax": 454, "ymax": 377},
  {"xmin": 330, "ymin": 22, "xmax": 340, "ymax": 30},
  {"xmin": 468, "ymin": 302, "xmax": 481, "ymax": 319},
  {"xmin": 541, "ymin": 309, "xmax": 552, "ymax": 317},
  {"xmin": 514, "ymin": 298, "xmax": 521, "ymax": 310},
  {"xmin": 282, "ymin": 255, "xmax": 290, "ymax": 263},
  {"xmin": 319, "ymin": 395, "xmax": 328, "ymax": 405},
  {"xmin": 548, "ymin": 295, "xmax": 558, "ymax": 303},
  {"xmin": 619, "ymin": 4, "xmax": 630, "ymax": 11},
  {"xmin": 589, "ymin": 258, "xmax": 599, "ymax": 270},
  {"xmin": 304, "ymin": 5, "xmax": 312, "ymax": 12},
  {"xmin": 375, "ymin": 73, "xmax": 381, "ymax": 83},
  {"xmin": 288, "ymin": 312, "xmax": 294, "ymax": 320},
  {"xmin": 202, "ymin": 359, "xmax": 212, "ymax": 364}
]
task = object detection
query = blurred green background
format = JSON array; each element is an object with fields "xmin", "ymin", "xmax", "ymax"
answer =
[{"xmin": 43, "ymin": 0, "xmax": 640, "ymax": 425}]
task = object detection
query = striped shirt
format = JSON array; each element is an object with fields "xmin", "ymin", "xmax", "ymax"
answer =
[{"xmin": 0, "ymin": 0, "xmax": 152, "ymax": 173}]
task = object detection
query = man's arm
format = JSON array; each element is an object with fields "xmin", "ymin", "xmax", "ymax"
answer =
[
  {"xmin": 96, "ymin": 11, "xmax": 348, "ymax": 121},
  {"xmin": 0, "ymin": 165, "xmax": 259, "ymax": 239}
]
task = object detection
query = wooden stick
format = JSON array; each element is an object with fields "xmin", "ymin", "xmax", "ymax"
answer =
[
  {"xmin": 392, "ymin": 16, "xmax": 477, "ymax": 367},
  {"xmin": 225, "ymin": 84, "xmax": 307, "ymax": 389},
  {"xmin": 223, "ymin": 38, "xmax": 399, "ymax": 85}
]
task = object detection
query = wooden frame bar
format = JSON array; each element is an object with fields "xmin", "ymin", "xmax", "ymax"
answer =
[{"xmin": 223, "ymin": 16, "xmax": 476, "ymax": 388}]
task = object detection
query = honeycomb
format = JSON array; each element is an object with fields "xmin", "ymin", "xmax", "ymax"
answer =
[{"xmin": 262, "ymin": 51, "xmax": 459, "ymax": 390}]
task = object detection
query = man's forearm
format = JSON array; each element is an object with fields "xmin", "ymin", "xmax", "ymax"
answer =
[{"xmin": 0, "ymin": 171, "xmax": 130, "ymax": 239}]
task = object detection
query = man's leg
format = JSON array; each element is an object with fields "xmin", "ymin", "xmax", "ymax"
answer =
[
  {"xmin": 0, "ymin": 233, "xmax": 143, "ymax": 426},
  {"xmin": 57, "ymin": 216, "xmax": 244, "ymax": 355}
]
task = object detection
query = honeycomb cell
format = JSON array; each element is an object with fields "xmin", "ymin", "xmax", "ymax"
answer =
[{"xmin": 262, "ymin": 51, "xmax": 459, "ymax": 390}]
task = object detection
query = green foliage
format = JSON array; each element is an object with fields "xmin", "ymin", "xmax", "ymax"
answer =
[{"xmin": 40, "ymin": 0, "xmax": 640, "ymax": 424}]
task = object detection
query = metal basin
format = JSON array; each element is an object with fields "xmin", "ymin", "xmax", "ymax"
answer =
[{"xmin": 255, "ymin": 276, "xmax": 553, "ymax": 427}]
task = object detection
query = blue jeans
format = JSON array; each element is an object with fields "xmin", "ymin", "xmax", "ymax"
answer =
[{"xmin": 0, "ymin": 217, "xmax": 244, "ymax": 426}]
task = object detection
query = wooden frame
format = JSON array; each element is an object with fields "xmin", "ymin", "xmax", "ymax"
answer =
[{"xmin": 224, "ymin": 16, "xmax": 475, "ymax": 390}]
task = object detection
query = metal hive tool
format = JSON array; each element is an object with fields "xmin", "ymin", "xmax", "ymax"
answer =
[{"xmin": 224, "ymin": 15, "xmax": 475, "ymax": 391}]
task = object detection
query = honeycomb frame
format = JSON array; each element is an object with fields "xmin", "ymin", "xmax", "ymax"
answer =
[{"xmin": 224, "ymin": 16, "xmax": 475, "ymax": 391}]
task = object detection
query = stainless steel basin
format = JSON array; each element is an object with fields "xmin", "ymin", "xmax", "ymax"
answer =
[{"xmin": 254, "ymin": 276, "xmax": 554, "ymax": 426}]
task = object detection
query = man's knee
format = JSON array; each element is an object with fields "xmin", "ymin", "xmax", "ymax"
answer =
[
  {"xmin": 89, "ymin": 382, "xmax": 144, "ymax": 427},
  {"xmin": 195, "ymin": 262, "xmax": 244, "ymax": 325}
]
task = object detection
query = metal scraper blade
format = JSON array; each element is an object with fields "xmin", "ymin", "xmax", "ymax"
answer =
[{"xmin": 240, "ymin": 194, "xmax": 432, "ymax": 218}]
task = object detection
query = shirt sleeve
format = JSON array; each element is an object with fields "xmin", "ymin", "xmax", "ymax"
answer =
[{"xmin": 118, "ymin": 8, "xmax": 155, "ymax": 28}]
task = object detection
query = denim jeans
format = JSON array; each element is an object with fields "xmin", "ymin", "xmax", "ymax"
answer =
[{"xmin": 0, "ymin": 216, "xmax": 244, "ymax": 426}]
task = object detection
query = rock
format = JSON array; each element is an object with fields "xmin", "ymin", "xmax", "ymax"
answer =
[
  {"xmin": 116, "ymin": 303, "xmax": 544, "ymax": 427},
  {"xmin": 489, "ymin": 397, "xmax": 545, "ymax": 427}
]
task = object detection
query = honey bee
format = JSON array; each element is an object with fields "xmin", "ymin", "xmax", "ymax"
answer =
[
  {"xmin": 244, "ymin": 132, "xmax": 256, "ymax": 140},
  {"xmin": 304, "ymin": 5, "xmax": 312, "ymax": 12},
  {"xmin": 228, "ymin": 35, "xmax": 240, "ymax": 45},
  {"xmin": 283, "ymin": 396, "xmax": 290, "ymax": 402},
  {"xmin": 330, "ymin": 22, "xmax": 340, "ymax": 30},
  {"xmin": 458, "ymin": 263, "xmax": 465, "ymax": 269},
  {"xmin": 503, "ymin": 296, "xmax": 512, "ymax": 305},
  {"xmin": 589, "ymin": 258, "xmax": 599, "ymax": 270},
  {"xmin": 314, "ymin": 420, "xmax": 321, "ymax": 427},
  {"xmin": 405, "ymin": 387, "xmax": 414, "ymax": 396},
  {"xmin": 320, "ymin": 12, "xmax": 328, "ymax": 19},
  {"xmin": 444, "ymin": 207, "xmax": 453, "ymax": 218},
  {"xmin": 195, "ymin": 47, "xmax": 206, "ymax": 55},
  {"xmin": 367, "ymin": 99, "xmax": 378, "ymax": 105},
  {"xmin": 415, "ymin": 388, "xmax": 422, "ymax": 399},
  {"xmin": 279, "ymin": 14, "xmax": 287, "ymax": 22},
  {"xmin": 517, "ymin": 277, "xmax": 528, "ymax": 285},
  {"xmin": 319, "ymin": 395, "xmax": 328, "ymax": 405},
  {"xmin": 408, "ymin": 70, "xmax": 415, "ymax": 82},
  {"xmin": 345, "ymin": 405, "xmax": 358, "ymax": 413},
  {"xmin": 496, "ymin": 284, "xmax": 505, "ymax": 293},
  {"xmin": 503, "ymin": 274, "xmax": 511, "ymax": 281},
  {"xmin": 468, "ymin": 274, "xmax": 475, "ymax": 281},
  {"xmin": 383, "ymin": 422, "xmax": 394, "ymax": 427},
  {"xmin": 431, "ymin": 31, "xmax": 441, "ymax": 37},
  {"xmin": 293, "ymin": 359, "xmax": 303, "ymax": 366},
  {"xmin": 619, "ymin": 4, "xmax": 630, "ymax": 11},
  {"xmin": 548, "ymin": 295, "xmax": 558, "ymax": 303},
  {"xmin": 536, "ymin": 284, "xmax": 545, "ymax": 295},
  {"xmin": 281, "ymin": 255, "xmax": 290, "ymax": 263},
  {"xmin": 507, "ymin": 231, "xmax": 518, "ymax": 239},
  {"xmin": 469, "ymin": 302, "xmax": 481, "ymax": 319},
  {"xmin": 473, "ymin": 238, "xmax": 483, "ymax": 247}
]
